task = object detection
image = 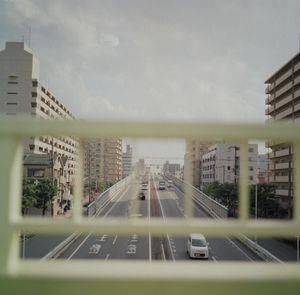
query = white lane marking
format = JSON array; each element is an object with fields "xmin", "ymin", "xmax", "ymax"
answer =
[
  {"xmin": 105, "ymin": 253, "xmax": 110, "ymax": 260},
  {"xmin": 67, "ymin": 234, "xmax": 91, "ymax": 260},
  {"xmin": 96, "ymin": 234, "xmax": 108, "ymax": 242},
  {"xmin": 225, "ymin": 237, "xmax": 254, "ymax": 262},
  {"xmin": 89, "ymin": 244, "xmax": 101, "ymax": 255},
  {"xmin": 154, "ymin": 180, "xmax": 175, "ymax": 262},
  {"xmin": 211, "ymin": 256, "xmax": 217, "ymax": 262},
  {"xmin": 127, "ymin": 244, "xmax": 137, "ymax": 254},
  {"xmin": 161, "ymin": 243, "xmax": 166, "ymax": 261},
  {"xmin": 130, "ymin": 234, "xmax": 138, "ymax": 242},
  {"xmin": 66, "ymin": 187, "xmax": 130, "ymax": 260},
  {"xmin": 112, "ymin": 235, "xmax": 118, "ymax": 245},
  {"xmin": 148, "ymin": 175, "xmax": 152, "ymax": 263}
]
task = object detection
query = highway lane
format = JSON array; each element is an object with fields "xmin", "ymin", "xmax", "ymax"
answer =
[
  {"xmin": 155, "ymin": 179, "xmax": 262, "ymax": 262},
  {"xmin": 59, "ymin": 182, "xmax": 150, "ymax": 260}
]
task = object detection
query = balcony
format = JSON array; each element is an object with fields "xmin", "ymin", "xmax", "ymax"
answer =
[
  {"xmin": 270, "ymin": 162, "xmax": 291, "ymax": 170},
  {"xmin": 269, "ymin": 148, "xmax": 291, "ymax": 158},
  {"xmin": 275, "ymin": 176, "xmax": 289, "ymax": 182},
  {"xmin": 265, "ymin": 84, "xmax": 272, "ymax": 94},
  {"xmin": 265, "ymin": 105, "xmax": 275, "ymax": 115},
  {"xmin": 276, "ymin": 106, "xmax": 293, "ymax": 120},
  {"xmin": 275, "ymin": 189, "xmax": 289, "ymax": 196},
  {"xmin": 275, "ymin": 81, "xmax": 293, "ymax": 98},
  {"xmin": 276, "ymin": 69, "xmax": 293, "ymax": 86}
]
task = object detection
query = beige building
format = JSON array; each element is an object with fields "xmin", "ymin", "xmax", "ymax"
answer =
[
  {"xmin": 184, "ymin": 141, "xmax": 213, "ymax": 189},
  {"xmin": 0, "ymin": 42, "xmax": 78, "ymax": 178},
  {"xmin": 84, "ymin": 138, "xmax": 122, "ymax": 187},
  {"xmin": 122, "ymin": 144, "xmax": 133, "ymax": 178},
  {"xmin": 265, "ymin": 51, "xmax": 300, "ymax": 215},
  {"xmin": 202, "ymin": 143, "xmax": 258, "ymax": 186},
  {"xmin": 23, "ymin": 153, "xmax": 71, "ymax": 216}
]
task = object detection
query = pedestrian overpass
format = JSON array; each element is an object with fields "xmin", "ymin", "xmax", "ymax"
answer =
[{"xmin": 0, "ymin": 117, "xmax": 300, "ymax": 294}]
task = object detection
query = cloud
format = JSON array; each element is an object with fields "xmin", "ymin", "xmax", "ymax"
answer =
[{"xmin": 1, "ymin": 0, "xmax": 300, "ymax": 126}]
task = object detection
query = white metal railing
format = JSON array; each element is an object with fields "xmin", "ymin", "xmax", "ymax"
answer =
[{"xmin": 0, "ymin": 117, "xmax": 300, "ymax": 294}]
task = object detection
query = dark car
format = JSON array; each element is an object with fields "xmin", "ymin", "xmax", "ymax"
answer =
[{"xmin": 138, "ymin": 191, "xmax": 146, "ymax": 200}]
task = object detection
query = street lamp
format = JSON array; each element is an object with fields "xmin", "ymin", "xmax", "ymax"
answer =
[{"xmin": 254, "ymin": 169, "xmax": 260, "ymax": 244}]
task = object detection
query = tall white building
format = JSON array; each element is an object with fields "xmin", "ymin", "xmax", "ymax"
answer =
[
  {"xmin": 265, "ymin": 51, "xmax": 300, "ymax": 215},
  {"xmin": 0, "ymin": 42, "xmax": 77, "ymax": 174},
  {"xmin": 0, "ymin": 42, "xmax": 78, "ymax": 215},
  {"xmin": 202, "ymin": 143, "xmax": 258, "ymax": 186},
  {"xmin": 122, "ymin": 144, "xmax": 132, "ymax": 178}
]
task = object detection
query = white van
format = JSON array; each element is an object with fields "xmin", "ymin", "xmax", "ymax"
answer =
[
  {"xmin": 167, "ymin": 180, "xmax": 172, "ymax": 188},
  {"xmin": 187, "ymin": 233, "xmax": 209, "ymax": 259}
]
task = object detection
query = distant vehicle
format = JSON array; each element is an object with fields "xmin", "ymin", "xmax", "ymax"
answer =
[
  {"xmin": 138, "ymin": 191, "xmax": 146, "ymax": 200},
  {"xmin": 167, "ymin": 180, "xmax": 173, "ymax": 188},
  {"xmin": 141, "ymin": 182, "xmax": 148, "ymax": 190},
  {"xmin": 187, "ymin": 233, "xmax": 209, "ymax": 259},
  {"xmin": 159, "ymin": 181, "xmax": 166, "ymax": 190}
]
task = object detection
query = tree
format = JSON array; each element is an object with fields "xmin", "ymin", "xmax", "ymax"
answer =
[
  {"xmin": 35, "ymin": 179, "xmax": 57, "ymax": 216},
  {"xmin": 250, "ymin": 183, "xmax": 276, "ymax": 218},
  {"xmin": 22, "ymin": 178, "xmax": 37, "ymax": 215}
]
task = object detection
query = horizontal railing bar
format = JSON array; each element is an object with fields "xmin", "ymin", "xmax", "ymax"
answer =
[
  {"xmin": 0, "ymin": 117, "xmax": 300, "ymax": 141},
  {"xmin": 14, "ymin": 260, "xmax": 300, "ymax": 281},
  {"xmin": 13, "ymin": 218, "xmax": 300, "ymax": 237}
]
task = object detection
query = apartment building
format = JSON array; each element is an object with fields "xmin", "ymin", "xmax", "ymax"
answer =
[
  {"xmin": 84, "ymin": 138, "xmax": 123, "ymax": 186},
  {"xmin": 0, "ymin": 42, "xmax": 77, "ymax": 215},
  {"xmin": 0, "ymin": 42, "xmax": 77, "ymax": 170},
  {"xmin": 122, "ymin": 144, "xmax": 133, "ymax": 178},
  {"xmin": 23, "ymin": 153, "xmax": 71, "ymax": 215},
  {"xmin": 202, "ymin": 143, "xmax": 258, "ymax": 186},
  {"xmin": 265, "ymin": 51, "xmax": 300, "ymax": 213},
  {"xmin": 184, "ymin": 141, "xmax": 213, "ymax": 188},
  {"xmin": 163, "ymin": 160, "xmax": 181, "ymax": 176},
  {"xmin": 257, "ymin": 154, "xmax": 271, "ymax": 184}
]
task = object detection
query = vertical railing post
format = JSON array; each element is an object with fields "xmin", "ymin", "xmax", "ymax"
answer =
[
  {"xmin": 239, "ymin": 141, "xmax": 249, "ymax": 222},
  {"xmin": 294, "ymin": 142, "xmax": 300, "ymax": 223},
  {"xmin": 184, "ymin": 140, "xmax": 193, "ymax": 218},
  {"xmin": 0, "ymin": 136, "xmax": 23, "ymax": 275}
]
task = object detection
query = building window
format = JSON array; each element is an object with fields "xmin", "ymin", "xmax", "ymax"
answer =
[
  {"xmin": 32, "ymin": 92, "xmax": 37, "ymax": 97},
  {"xmin": 7, "ymin": 92, "xmax": 18, "ymax": 95},
  {"xmin": 8, "ymin": 81, "xmax": 18, "ymax": 84},
  {"xmin": 29, "ymin": 144, "xmax": 35, "ymax": 150},
  {"xmin": 249, "ymin": 148, "xmax": 254, "ymax": 152},
  {"xmin": 249, "ymin": 166, "xmax": 254, "ymax": 171},
  {"xmin": 28, "ymin": 169, "xmax": 45, "ymax": 177},
  {"xmin": 249, "ymin": 176, "xmax": 254, "ymax": 181},
  {"xmin": 32, "ymin": 81, "xmax": 38, "ymax": 87},
  {"xmin": 6, "ymin": 102, "xmax": 17, "ymax": 105},
  {"xmin": 31, "ymin": 102, "xmax": 37, "ymax": 108}
]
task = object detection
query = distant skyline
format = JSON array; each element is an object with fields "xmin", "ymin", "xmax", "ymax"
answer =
[{"xmin": 1, "ymin": 0, "xmax": 299, "ymax": 160}]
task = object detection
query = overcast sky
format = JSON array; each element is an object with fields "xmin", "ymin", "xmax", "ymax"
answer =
[{"xmin": 1, "ymin": 0, "xmax": 300, "ymax": 163}]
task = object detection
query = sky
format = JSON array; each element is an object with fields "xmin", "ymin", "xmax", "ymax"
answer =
[{"xmin": 1, "ymin": 0, "xmax": 300, "ymax": 165}]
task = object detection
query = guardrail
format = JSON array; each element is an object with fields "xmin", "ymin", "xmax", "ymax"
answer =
[
  {"xmin": 166, "ymin": 174, "xmax": 228, "ymax": 218},
  {"xmin": 86, "ymin": 175, "xmax": 133, "ymax": 216}
]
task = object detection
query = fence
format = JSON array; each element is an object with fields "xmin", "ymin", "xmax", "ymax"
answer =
[{"xmin": 0, "ymin": 117, "xmax": 300, "ymax": 295}]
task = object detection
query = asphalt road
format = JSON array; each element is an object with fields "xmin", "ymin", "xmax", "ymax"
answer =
[
  {"xmin": 23, "ymin": 176, "xmax": 298, "ymax": 262},
  {"xmin": 59, "ymin": 184, "xmax": 151, "ymax": 260},
  {"xmin": 59, "ymin": 177, "xmax": 262, "ymax": 262},
  {"xmin": 154, "ymin": 180, "xmax": 261, "ymax": 262}
]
